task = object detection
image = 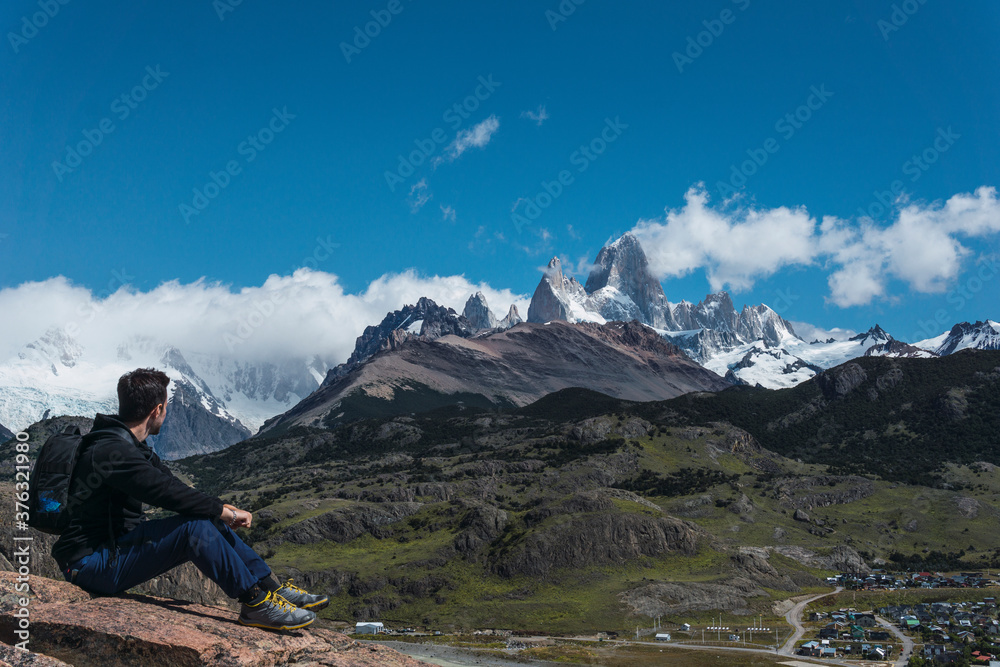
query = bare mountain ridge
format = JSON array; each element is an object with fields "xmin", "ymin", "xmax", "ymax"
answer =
[
  {"xmin": 322, "ymin": 293, "xmax": 521, "ymax": 387},
  {"xmin": 259, "ymin": 319, "xmax": 729, "ymax": 433}
]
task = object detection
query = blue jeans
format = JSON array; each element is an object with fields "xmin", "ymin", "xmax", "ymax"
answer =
[{"xmin": 63, "ymin": 514, "xmax": 271, "ymax": 599}]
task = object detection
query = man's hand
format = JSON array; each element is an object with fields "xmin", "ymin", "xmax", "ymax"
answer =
[{"xmin": 221, "ymin": 504, "xmax": 253, "ymax": 528}]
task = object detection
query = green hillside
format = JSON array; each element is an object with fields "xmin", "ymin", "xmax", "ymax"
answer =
[
  {"xmin": 643, "ymin": 350, "xmax": 1000, "ymax": 485},
  {"xmin": 170, "ymin": 350, "xmax": 1000, "ymax": 634}
]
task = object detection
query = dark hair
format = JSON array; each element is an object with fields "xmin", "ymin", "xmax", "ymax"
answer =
[{"xmin": 118, "ymin": 368, "xmax": 170, "ymax": 423}]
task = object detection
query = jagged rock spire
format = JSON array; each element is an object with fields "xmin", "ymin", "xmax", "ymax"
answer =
[
  {"xmin": 584, "ymin": 233, "xmax": 673, "ymax": 327},
  {"xmin": 527, "ymin": 257, "xmax": 587, "ymax": 323},
  {"xmin": 463, "ymin": 291, "xmax": 497, "ymax": 332}
]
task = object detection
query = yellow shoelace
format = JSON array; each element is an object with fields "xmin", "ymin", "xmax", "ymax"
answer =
[
  {"xmin": 281, "ymin": 579, "xmax": 309, "ymax": 595},
  {"xmin": 268, "ymin": 591, "xmax": 296, "ymax": 612}
]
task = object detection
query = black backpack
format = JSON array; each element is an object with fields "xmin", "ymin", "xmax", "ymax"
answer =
[{"xmin": 27, "ymin": 424, "xmax": 130, "ymax": 534}]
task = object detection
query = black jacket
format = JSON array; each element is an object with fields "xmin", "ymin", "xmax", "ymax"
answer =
[{"xmin": 51, "ymin": 413, "xmax": 225, "ymax": 569}]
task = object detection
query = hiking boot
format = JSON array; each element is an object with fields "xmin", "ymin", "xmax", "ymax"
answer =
[
  {"xmin": 275, "ymin": 578, "xmax": 329, "ymax": 611},
  {"xmin": 238, "ymin": 591, "xmax": 316, "ymax": 630}
]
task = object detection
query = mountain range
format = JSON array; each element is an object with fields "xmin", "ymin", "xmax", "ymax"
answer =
[
  {"xmin": 259, "ymin": 317, "xmax": 728, "ymax": 434},
  {"xmin": 2, "ymin": 232, "xmax": 995, "ymax": 457},
  {"xmin": 521, "ymin": 232, "xmax": 997, "ymax": 389},
  {"xmin": 0, "ymin": 329, "xmax": 333, "ymax": 459}
]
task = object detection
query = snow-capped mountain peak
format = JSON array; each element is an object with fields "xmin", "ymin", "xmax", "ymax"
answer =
[
  {"xmin": 18, "ymin": 327, "xmax": 84, "ymax": 372},
  {"xmin": 916, "ymin": 320, "xmax": 1000, "ymax": 356},
  {"xmin": 0, "ymin": 328, "xmax": 334, "ymax": 458},
  {"xmin": 849, "ymin": 324, "xmax": 892, "ymax": 346}
]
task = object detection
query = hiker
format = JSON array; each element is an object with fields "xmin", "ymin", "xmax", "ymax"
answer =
[{"xmin": 50, "ymin": 367, "xmax": 327, "ymax": 630}]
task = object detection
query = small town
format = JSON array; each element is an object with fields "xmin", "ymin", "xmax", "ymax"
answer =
[{"xmin": 789, "ymin": 572, "xmax": 1000, "ymax": 665}]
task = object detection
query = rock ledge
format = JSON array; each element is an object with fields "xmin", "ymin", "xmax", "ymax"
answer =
[{"xmin": 0, "ymin": 572, "xmax": 424, "ymax": 667}]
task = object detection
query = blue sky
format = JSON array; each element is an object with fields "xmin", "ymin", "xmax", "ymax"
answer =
[{"xmin": 2, "ymin": 0, "xmax": 999, "ymax": 348}]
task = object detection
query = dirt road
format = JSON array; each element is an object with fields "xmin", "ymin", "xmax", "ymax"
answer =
[{"xmin": 779, "ymin": 586, "xmax": 844, "ymax": 655}]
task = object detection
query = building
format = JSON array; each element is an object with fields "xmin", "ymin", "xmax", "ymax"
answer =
[
  {"xmin": 654, "ymin": 633, "xmax": 671, "ymax": 641},
  {"xmin": 355, "ymin": 622, "xmax": 385, "ymax": 634}
]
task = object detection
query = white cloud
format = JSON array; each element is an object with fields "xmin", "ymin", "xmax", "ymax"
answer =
[
  {"xmin": 631, "ymin": 184, "xmax": 1000, "ymax": 307},
  {"xmin": 440, "ymin": 204, "xmax": 456, "ymax": 222},
  {"xmin": 789, "ymin": 321, "xmax": 857, "ymax": 343},
  {"xmin": 520, "ymin": 105, "xmax": 549, "ymax": 126},
  {"xmin": 0, "ymin": 270, "xmax": 531, "ymax": 368},
  {"xmin": 820, "ymin": 186, "xmax": 1000, "ymax": 306},
  {"xmin": 631, "ymin": 185, "xmax": 817, "ymax": 292},
  {"xmin": 408, "ymin": 179, "xmax": 431, "ymax": 212},
  {"xmin": 442, "ymin": 115, "xmax": 500, "ymax": 161}
]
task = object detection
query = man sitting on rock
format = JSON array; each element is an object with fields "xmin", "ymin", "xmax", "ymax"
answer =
[{"xmin": 51, "ymin": 368, "xmax": 328, "ymax": 631}]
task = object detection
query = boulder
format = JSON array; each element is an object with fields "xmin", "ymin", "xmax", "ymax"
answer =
[
  {"xmin": 0, "ymin": 640, "xmax": 73, "ymax": 666},
  {"xmin": 0, "ymin": 572, "xmax": 423, "ymax": 667}
]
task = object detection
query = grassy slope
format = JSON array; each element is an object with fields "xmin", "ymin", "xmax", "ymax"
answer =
[
  {"xmin": 177, "ymin": 421, "xmax": 1000, "ymax": 634},
  {"xmin": 167, "ymin": 353, "xmax": 1000, "ymax": 634}
]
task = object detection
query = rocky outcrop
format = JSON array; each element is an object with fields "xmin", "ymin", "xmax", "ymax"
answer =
[
  {"xmin": 776, "ymin": 476, "xmax": 876, "ymax": 509},
  {"xmin": 277, "ymin": 502, "xmax": 422, "ymax": 545},
  {"xmin": 727, "ymin": 493, "xmax": 755, "ymax": 520},
  {"xmin": 1, "ymin": 640, "xmax": 73, "ymax": 665},
  {"xmin": 955, "ymin": 496, "xmax": 981, "ymax": 519},
  {"xmin": 772, "ymin": 545, "xmax": 870, "ymax": 574},
  {"xmin": 815, "ymin": 363, "xmax": 868, "ymax": 398},
  {"xmin": 722, "ymin": 426, "xmax": 781, "ymax": 473},
  {"xmin": 732, "ymin": 549, "xmax": 797, "ymax": 591},
  {"xmin": 453, "ymin": 502, "xmax": 508, "ymax": 556},
  {"xmin": 569, "ymin": 416, "xmax": 652, "ymax": 445},
  {"xmin": 0, "ymin": 572, "xmax": 423, "ymax": 667},
  {"xmin": 462, "ymin": 292, "xmax": 497, "ymax": 332},
  {"xmin": 621, "ymin": 578, "xmax": 769, "ymax": 616},
  {"xmin": 492, "ymin": 512, "xmax": 699, "ymax": 578}
]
